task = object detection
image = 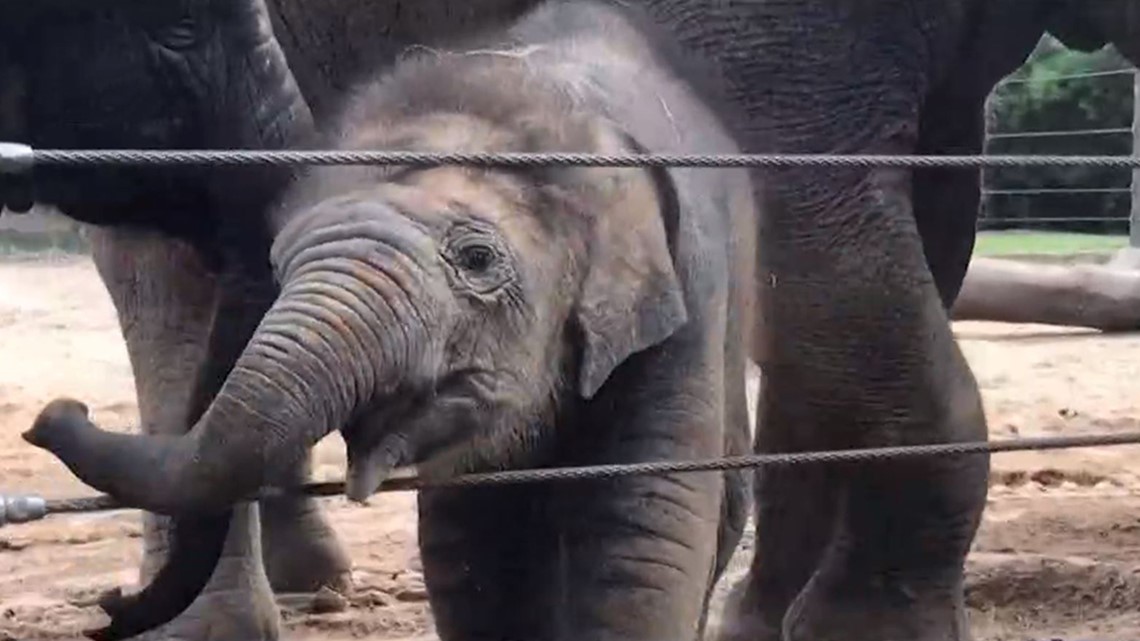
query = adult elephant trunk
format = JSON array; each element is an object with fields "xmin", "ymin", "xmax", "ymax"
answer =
[{"xmin": 26, "ymin": 211, "xmax": 436, "ymax": 516}]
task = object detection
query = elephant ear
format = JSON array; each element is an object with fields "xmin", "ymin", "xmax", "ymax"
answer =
[{"xmin": 573, "ymin": 123, "xmax": 688, "ymax": 399}]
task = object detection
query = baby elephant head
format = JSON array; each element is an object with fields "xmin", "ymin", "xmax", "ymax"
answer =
[{"xmin": 267, "ymin": 118, "xmax": 689, "ymax": 499}]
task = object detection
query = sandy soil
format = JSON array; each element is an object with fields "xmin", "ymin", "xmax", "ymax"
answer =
[{"xmin": 3, "ymin": 254, "xmax": 1140, "ymax": 640}]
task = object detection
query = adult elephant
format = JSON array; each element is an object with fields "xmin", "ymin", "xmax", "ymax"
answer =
[
  {"xmin": 0, "ymin": 4, "xmax": 351, "ymax": 641},
  {"xmin": 6, "ymin": 2, "xmax": 1140, "ymax": 641}
]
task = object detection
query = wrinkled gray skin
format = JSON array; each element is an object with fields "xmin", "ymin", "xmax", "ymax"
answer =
[
  {"xmin": 1, "ymin": 4, "xmax": 345, "ymax": 641},
  {"xmin": 9, "ymin": 1, "xmax": 1140, "ymax": 641},
  {"xmin": 27, "ymin": 4, "xmax": 758, "ymax": 641}
]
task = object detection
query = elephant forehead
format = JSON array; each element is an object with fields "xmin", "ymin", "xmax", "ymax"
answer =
[
  {"xmin": 348, "ymin": 112, "xmax": 517, "ymax": 158},
  {"xmin": 383, "ymin": 168, "xmax": 551, "ymax": 244}
]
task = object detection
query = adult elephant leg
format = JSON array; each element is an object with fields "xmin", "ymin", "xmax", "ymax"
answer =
[
  {"xmin": 747, "ymin": 161, "xmax": 989, "ymax": 638},
  {"xmin": 763, "ymin": 163, "xmax": 987, "ymax": 641},
  {"xmin": 258, "ymin": 458, "xmax": 353, "ymax": 595},
  {"xmin": 689, "ymin": 6, "xmax": 993, "ymax": 638},
  {"xmin": 717, "ymin": 127, "xmax": 988, "ymax": 641},
  {"xmin": 911, "ymin": 84, "xmax": 987, "ymax": 309},
  {"xmin": 88, "ymin": 226, "xmax": 279, "ymax": 640}
]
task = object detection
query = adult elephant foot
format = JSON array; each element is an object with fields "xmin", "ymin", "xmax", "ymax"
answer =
[
  {"xmin": 723, "ymin": 456, "xmax": 983, "ymax": 641},
  {"xmin": 260, "ymin": 494, "xmax": 353, "ymax": 596},
  {"xmin": 778, "ymin": 458, "xmax": 982, "ymax": 641},
  {"xmin": 782, "ymin": 567, "xmax": 968, "ymax": 641},
  {"xmin": 126, "ymin": 504, "xmax": 280, "ymax": 641},
  {"xmin": 126, "ymin": 589, "xmax": 278, "ymax": 641},
  {"xmin": 143, "ymin": 496, "xmax": 353, "ymax": 616}
]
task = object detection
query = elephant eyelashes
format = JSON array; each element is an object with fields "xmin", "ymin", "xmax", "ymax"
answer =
[
  {"xmin": 442, "ymin": 225, "xmax": 515, "ymax": 295},
  {"xmin": 147, "ymin": 14, "xmax": 199, "ymax": 51}
]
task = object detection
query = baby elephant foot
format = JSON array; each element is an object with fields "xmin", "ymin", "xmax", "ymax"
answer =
[{"xmin": 783, "ymin": 573, "xmax": 970, "ymax": 641}]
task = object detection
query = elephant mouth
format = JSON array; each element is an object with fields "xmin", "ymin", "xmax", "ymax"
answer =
[
  {"xmin": 338, "ymin": 403, "xmax": 416, "ymax": 503},
  {"xmin": 339, "ymin": 367, "xmax": 507, "ymax": 501}
]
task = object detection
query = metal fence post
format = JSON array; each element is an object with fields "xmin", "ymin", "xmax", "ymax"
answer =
[
  {"xmin": 981, "ymin": 93, "xmax": 994, "ymax": 223},
  {"xmin": 1131, "ymin": 68, "xmax": 1140, "ymax": 247}
]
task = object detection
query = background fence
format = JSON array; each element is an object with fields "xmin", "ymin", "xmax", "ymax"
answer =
[
  {"xmin": 0, "ymin": 206, "xmax": 87, "ymax": 256},
  {"xmin": 980, "ymin": 35, "xmax": 1139, "ymax": 245}
]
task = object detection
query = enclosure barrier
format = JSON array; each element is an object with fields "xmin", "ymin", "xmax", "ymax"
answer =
[
  {"xmin": 6, "ymin": 140, "xmax": 1140, "ymax": 529},
  {"xmin": 3, "ymin": 141, "xmax": 1140, "ymax": 641},
  {"xmin": 4, "ymin": 429, "xmax": 1140, "ymax": 528},
  {"xmin": 980, "ymin": 66, "xmax": 1140, "ymax": 231},
  {"xmin": 11, "ymin": 144, "xmax": 1140, "ymax": 170}
]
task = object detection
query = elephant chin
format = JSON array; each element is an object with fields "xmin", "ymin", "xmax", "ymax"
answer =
[
  {"xmin": 345, "ymin": 458, "xmax": 422, "ymax": 502},
  {"xmin": 339, "ymin": 404, "xmax": 455, "ymax": 502},
  {"xmin": 343, "ymin": 431, "xmax": 414, "ymax": 502}
]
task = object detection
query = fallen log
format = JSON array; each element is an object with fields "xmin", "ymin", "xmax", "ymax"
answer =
[{"xmin": 951, "ymin": 257, "xmax": 1140, "ymax": 332}]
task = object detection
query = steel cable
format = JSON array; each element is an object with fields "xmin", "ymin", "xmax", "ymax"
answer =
[
  {"xmin": 18, "ymin": 430, "xmax": 1140, "ymax": 521},
  {"xmin": 7, "ymin": 147, "xmax": 1140, "ymax": 170},
  {"xmin": 3, "ymin": 144, "xmax": 1140, "ymax": 525}
]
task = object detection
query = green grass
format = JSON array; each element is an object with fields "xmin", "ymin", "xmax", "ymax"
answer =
[
  {"xmin": 973, "ymin": 230, "xmax": 1129, "ymax": 257},
  {"xmin": 0, "ymin": 231, "xmax": 90, "ymax": 257}
]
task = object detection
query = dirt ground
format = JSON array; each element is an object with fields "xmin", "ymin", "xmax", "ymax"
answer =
[{"xmin": 4, "ymin": 254, "xmax": 1140, "ymax": 641}]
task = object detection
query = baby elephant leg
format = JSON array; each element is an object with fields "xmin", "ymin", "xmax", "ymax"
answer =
[{"xmin": 258, "ymin": 456, "xmax": 353, "ymax": 595}]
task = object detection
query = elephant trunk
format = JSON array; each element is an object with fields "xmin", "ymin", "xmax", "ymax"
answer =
[{"xmin": 26, "ymin": 236, "xmax": 432, "ymax": 516}]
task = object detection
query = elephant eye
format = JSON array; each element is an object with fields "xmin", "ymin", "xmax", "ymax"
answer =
[
  {"xmin": 457, "ymin": 243, "xmax": 497, "ymax": 273},
  {"xmin": 151, "ymin": 14, "xmax": 199, "ymax": 51},
  {"xmin": 443, "ymin": 223, "xmax": 515, "ymax": 296}
]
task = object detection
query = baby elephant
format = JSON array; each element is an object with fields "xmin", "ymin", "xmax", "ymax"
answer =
[{"xmin": 26, "ymin": 1, "xmax": 759, "ymax": 639}]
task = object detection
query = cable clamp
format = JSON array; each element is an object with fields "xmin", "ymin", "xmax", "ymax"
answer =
[
  {"xmin": 0, "ymin": 142, "xmax": 34, "ymax": 174},
  {"xmin": 0, "ymin": 494, "xmax": 47, "ymax": 527}
]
